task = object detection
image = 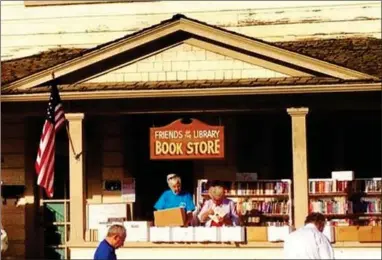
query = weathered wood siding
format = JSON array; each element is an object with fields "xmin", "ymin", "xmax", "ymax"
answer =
[
  {"xmin": 1, "ymin": 117, "xmax": 26, "ymax": 257},
  {"xmin": 86, "ymin": 117, "xmax": 127, "ymax": 204},
  {"xmin": 1, "ymin": 1, "xmax": 380, "ymax": 60}
]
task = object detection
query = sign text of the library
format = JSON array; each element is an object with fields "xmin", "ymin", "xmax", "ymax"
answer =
[{"xmin": 150, "ymin": 118, "xmax": 224, "ymax": 160}]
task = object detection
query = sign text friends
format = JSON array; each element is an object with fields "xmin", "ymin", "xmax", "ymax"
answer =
[{"xmin": 150, "ymin": 119, "xmax": 224, "ymax": 160}]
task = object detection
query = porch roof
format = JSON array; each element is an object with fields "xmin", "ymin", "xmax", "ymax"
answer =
[
  {"xmin": 2, "ymin": 37, "xmax": 382, "ymax": 89},
  {"xmin": 1, "ymin": 14, "xmax": 381, "ymax": 93}
]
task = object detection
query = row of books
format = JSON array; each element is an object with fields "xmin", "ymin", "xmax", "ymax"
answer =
[
  {"xmin": 201, "ymin": 181, "xmax": 290, "ymax": 195},
  {"xmin": 361, "ymin": 198, "xmax": 381, "ymax": 213},
  {"xmin": 237, "ymin": 200, "xmax": 290, "ymax": 215},
  {"xmin": 230, "ymin": 182, "xmax": 289, "ymax": 195},
  {"xmin": 309, "ymin": 179, "xmax": 382, "ymax": 194},
  {"xmin": 309, "ymin": 197, "xmax": 352, "ymax": 214},
  {"xmin": 365, "ymin": 180, "xmax": 382, "ymax": 192},
  {"xmin": 309, "ymin": 197, "xmax": 382, "ymax": 215},
  {"xmin": 246, "ymin": 219, "xmax": 289, "ymax": 226},
  {"xmin": 309, "ymin": 180, "xmax": 350, "ymax": 193}
]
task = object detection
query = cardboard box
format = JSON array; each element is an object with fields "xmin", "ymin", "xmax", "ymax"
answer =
[
  {"xmin": 97, "ymin": 224, "xmax": 111, "ymax": 241},
  {"xmin": 267, "ymin": 226, "xmax": 291, "ymax": 242},
  {"xmin": 358, "ymin": 226, "xmax": 382, "ymax": 242},
  {"xmin": 123, "ymin": 221, "xmax": 150, "ymax": 242},
  {"xmin": 154, "ymin": 207, "xmax": 186, "ymax": 227},
  {"xmin": 194, "ymin": 227, "xmax": 219, "ymax": 242},
  {"xmin": 171, "ymin": 227, "xmax": 195, "ymax": 242},
  {"xmin": 331, "ymin": 171, "xmax": 354, "ymax": 181},
  {"xmin": 149, "ymin": 227, "xmax": 171, "ymax": 242},
  {"xmin": 335, "ymin": 226, "xmax": 359, "ymax": 242},
  {"xmin": 246, "ymin": 227, "xmax": 268, "ymax": 242},
  {"xmin": 220, "ymin": 226, "xmax": 245, "ymax": 242}
]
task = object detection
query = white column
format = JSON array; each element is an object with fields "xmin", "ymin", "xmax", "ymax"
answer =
[
  {"xmin": 287, "ymin": 107, "xmax": 309, "ymax": 228},
  {"xmin": 66, "ymin": 113, "xmax": 85, "ymax": 243}
]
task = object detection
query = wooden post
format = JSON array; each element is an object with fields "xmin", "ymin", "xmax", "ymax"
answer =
[
  {"xmin": 66, "ymin": 113, "xmax": 85, "ymax": 244},
  {"xmin": 287, "ymin": 107, "xmax": 309, "ymax": 228}
]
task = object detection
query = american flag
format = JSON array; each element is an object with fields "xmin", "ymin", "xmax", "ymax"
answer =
[{"xmin": 35, "ymin": 83, "xmax": 66, "ymax": 198}]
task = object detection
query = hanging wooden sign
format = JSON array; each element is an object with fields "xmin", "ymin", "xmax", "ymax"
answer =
[{"xmin": 150, "ymin": 118, "xmax": 224, "ymax": 160}]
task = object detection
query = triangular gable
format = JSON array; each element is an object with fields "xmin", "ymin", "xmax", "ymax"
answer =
[
  {"xmin": 2, "ymin": 14, "xmax": 377, "ymax": 92},
  {"xmin": 85, "ymin": 42, "xmax": 289, "ymax": 83}
]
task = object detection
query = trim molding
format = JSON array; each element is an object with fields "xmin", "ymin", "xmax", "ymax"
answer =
[{"xmin": 1, "ymin": 83, "xmax": 380, "ymax": 102}]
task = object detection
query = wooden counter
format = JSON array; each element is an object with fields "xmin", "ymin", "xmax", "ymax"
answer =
[
  {"xmin": 69, "ymin": 241, "xmax": 382, "ymax": 259},
  {"xmin": 68, "ymin": 241, "xmax": 381, "ymax": 248}
]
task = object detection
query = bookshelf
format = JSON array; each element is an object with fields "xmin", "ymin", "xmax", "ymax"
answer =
[
  {"xmin": 196, "ymin": 179, "xmax": 293, "ymax": 226},
  {"xmin": 308, "ymin": 178, "xmax": 382, "ymax": 226}
]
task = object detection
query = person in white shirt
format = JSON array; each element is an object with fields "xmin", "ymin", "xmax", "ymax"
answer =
[
  {"xmin": 1, "ymin": 223, "xmax": 8, "ymax": 254},
  {"xmin": 284, "ymin": 212, "xmax": 334, "ymax": 259}
]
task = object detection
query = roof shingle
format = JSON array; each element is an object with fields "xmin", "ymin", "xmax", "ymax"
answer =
[{"xmin": 1, "ymin": 13, "xmax": 381, "ymax": 86}]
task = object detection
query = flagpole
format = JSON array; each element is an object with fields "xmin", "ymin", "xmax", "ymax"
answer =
[
  {"xmin": 51, "ymin": 72, "xmax": 80, "ymax": 160},
  {"xmin": 65, "ymin": 122, "xmax": 79, "ymax": 159}
]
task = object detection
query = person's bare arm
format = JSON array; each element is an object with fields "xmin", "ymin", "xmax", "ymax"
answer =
[{"xmin": 185, "ymin": 212, "xmax": 193, "ymax": 226}]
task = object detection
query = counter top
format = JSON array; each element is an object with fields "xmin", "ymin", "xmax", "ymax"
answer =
[{"xmin": 68, "ymin": 241, "xmax": 381, "ymax": 249}]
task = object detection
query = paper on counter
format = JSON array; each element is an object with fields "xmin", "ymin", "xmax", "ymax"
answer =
[
  {"xmin": 220, "ymin": 226, "xmax": 245, "ymax": 242},
  {"xmin": 267, "ymin": 226, "xmax": 291, "ymax": 242},
  {"xmin": 194, "ymin": 227, "xmax": 219, "ymax": 242},
  {"xmin": 149, "ymin": 227, "xmax": 171, "ymax": 242},
  {"xmin": 171, "ymin": 227, "xmax": 195, "ymax": 242},
  {"xmin": 123, "ymin": 221, "xmax": 150, "ymax": 242}
]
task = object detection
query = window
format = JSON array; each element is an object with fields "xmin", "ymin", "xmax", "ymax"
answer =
[{"xmin": 24, "ymin": 0, "xmax": 152, "ymax": 7}]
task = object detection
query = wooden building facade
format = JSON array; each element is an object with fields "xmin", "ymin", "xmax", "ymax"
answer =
[{"xmin": 1, "ymin": 1, "xmax": 381, "ymax": 259}]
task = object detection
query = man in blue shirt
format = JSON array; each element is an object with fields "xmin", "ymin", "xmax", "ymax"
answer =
[
  {"xmin": 94, "ymin": 224, "xmax": 126, "ymax": 260},
  {"xmin": 154, "ymin": 173, "xmax": 196, "ymax": 224}
]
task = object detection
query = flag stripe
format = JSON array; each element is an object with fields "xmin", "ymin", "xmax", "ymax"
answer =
[{"xmin": 35, "ymin": 83, "xmax": 66, "ymax": 198}]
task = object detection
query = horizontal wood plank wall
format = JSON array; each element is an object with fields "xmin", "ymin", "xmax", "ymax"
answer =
[
  {"xmin": 1, "ymin": 117, "xmax": 26, "ymax": 257},
  {"xmin": 1, "ymin": 1, "xmax": 381, "ymax": 60}
]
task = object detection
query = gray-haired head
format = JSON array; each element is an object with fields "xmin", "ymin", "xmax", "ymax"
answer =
[
  {"xmin": 167, "ymin": 173, "xmax": 182, "ymax": 194},
  {"xmin": 167, "ymin": 173, "xmax": 181, "ymax": 185},
  {"xmin": 106, "ymin": 224, "xmax": 126, "ymax": 238}
]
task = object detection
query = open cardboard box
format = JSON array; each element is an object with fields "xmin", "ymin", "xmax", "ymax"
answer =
[{"xmin": 154, "ymin": 207, "xmax": 186, "ymax": 227}]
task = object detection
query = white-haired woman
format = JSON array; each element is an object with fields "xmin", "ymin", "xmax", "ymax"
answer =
[{"xmin": 154, "ymin": 174, "xmax": 196, "ymax": 224}]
